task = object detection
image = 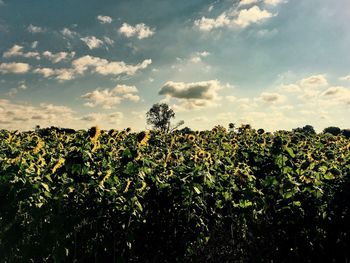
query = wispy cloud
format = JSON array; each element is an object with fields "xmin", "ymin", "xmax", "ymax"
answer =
[
  {"xmin": 3, "ymin": 44, "xmax": 40, "ymax": 59},
  {"xmin": 43, "ymin": 51, "xmax": 76, "ymax": 63},
  {"xmin": 61, "ymin": 28, "xmax": 77, "ymax": 38},
  {"xmin": 97, "ymin": 15, "xmax": 113, "ymax": 24},
  {"xmin": 80, "ymin": 36, "xmax": 104, "ymax": 49},
  {"xmin": 6, "ymin": 83, "xmax": 27, "ymax": 97},
  {"xmin": 27, "ymin": 24, "xmax": 45, "ymax": 33},
  {"xmin": 264, "ymin": 0, "xmax": 286, "ymax": 6}
]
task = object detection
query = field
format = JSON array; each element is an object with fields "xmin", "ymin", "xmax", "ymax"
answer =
[{"xmin": 1, "ymin": 125, "xmax": 350, "ymax": 262}]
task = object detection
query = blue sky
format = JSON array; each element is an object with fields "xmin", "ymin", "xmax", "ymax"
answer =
[{"xmin": 0, "ymin": 0, "xmax": 349, "ymax": 131}]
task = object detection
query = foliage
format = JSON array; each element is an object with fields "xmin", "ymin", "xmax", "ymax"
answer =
[
  {"xmin": 0, "ymin": 125, "xmax": 349, "ymax": 262},
  {"xmin": 146, "ymin": 103, "xmax": 175, "ymax": 132},
  {"xmin": 293, "ymin": 124, "xmax": 316, "ymax": 135},
  {"xmin": 323, "ymin": 126, "xmax": 342, "ymax": 136}
]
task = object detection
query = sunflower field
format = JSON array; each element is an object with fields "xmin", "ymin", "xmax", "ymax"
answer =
[{"xmin": 1, "ymin": 125, "xmax": 350, "ymax": 262}]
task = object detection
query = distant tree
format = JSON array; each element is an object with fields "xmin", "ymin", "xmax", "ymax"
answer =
[
  {"xmin": 293, "ymin": 125, "xmax": 316, "ymax": 135},
  {"xmin": 146, "ymin": 103, "xmax": 175, "ymax": 132},
  {"xmin": 341, "ymin": 129, "xmax": 350, "ymax": 139},
  {"xmin": 323, "ymin": 126, "xmax": 341, "ymax": 136}
]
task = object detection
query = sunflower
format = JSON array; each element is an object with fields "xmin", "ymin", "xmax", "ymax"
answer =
[
  {"xmin": 123, "ymin": 179, "xmax": 132, "ymax": 193},
  {"xmin": 108, "ymin": 138, "xmax": 116, "ymax": 144},
  {"xmin": 52, "ymin": 158, "xmax": 65, "ymax": 174},
  {"xmin": 91, "ymin": 140, "xmax": 101, "ymax": 152},
  {"xmin": 197, "ymin": 150, "xmax": 206, "ymax": 159},
  {"xmin": 257, "ymin": 128, "xmax": 265, "ymax": 135},
  {"xmin": 99, "ymin": 169, "xmax": 112, "ymax": 187},
  {"xmin": 137, "ymin": 130, "xmax": 151, "ymax": 146},
  {"xmin": 187, "ymin": 134, "xmax": 196, "ymax": 142},
  {"xmin": 89, "ymin": 125, "xmax": 101, "ymax": 142},
  {"xmin": 33, "ymin": 139, "xmax": 44, "ymax": 154},
  {"xmin": 137, "ymin": 181, "xmax": 147, "ymax": 192}
]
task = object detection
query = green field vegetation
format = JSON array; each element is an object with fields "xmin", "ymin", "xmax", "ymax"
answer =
[{"xmin": 1, "ymin": 125, "xmax": 350, "ymax": 262}]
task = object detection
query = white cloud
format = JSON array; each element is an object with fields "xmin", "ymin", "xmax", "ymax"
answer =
[
  {"xmin": 226, "ymin": 95, "xmax": 237, "ymax": 102},
  {"xmin": 72, "ymin": 55, "xmax": 152, "ymax": 76},
  {"xmin": 321, "ymin": 86, "xmax": 350, "ymax": 105},
  {"xmin": 189, "ymin": 51, "xmax": 210, "ymax": 63},
  {"xmin": 0, "ymin": 62, "xmax": 30, "ymax": 74},
  {"xmin": 195, "ymin": 5, "xmax": 274, "ymax": 31},
  {"xmin": 123, "ymin": 93, "xmax": 140, "ymax": 102},
  {"xmin": 0, "ymin": 99, "xmax": 79, "ymax": 130},
  {"xmin": 172, "ymin": 99, "xmax": 219, "ymax": 112},
  {"xmin": 33, "ymin": 68, "xmax": 75, "ymax": 81},
  {"xmin": 277, "ymin": 84, "xmax": 301, "ymax": 93},
  {"xmin": 300, "ymin": 74, "xmax": 328, "ymax": 88},
  {"xmin": 0, "ymin": 0, "xmax": 4, "ymax": 6},
  {"xmin": 3, "ymin": 44, "xmax": 40, "ymax": 59},
  {"xmin": 97, "ymin": 15, "xmax": 113, "ymax": 24},
  {"xmin": 239, "ymin": 0, "xmax": 259, "ymax": 6},
  {"xmin": 80, "ymin": 36, "xmax": 104, "ymax": 49},
  {"xmin": 234, "ymin": 6, "xmax": 274, "ymax": 28},
  {"xmin": 6, "ymin": 83, "xmax": 27, "ymax": 97},
  {"xmin": 81, "ymin": 89, "xmax": 122, "ymax": 109},
  {"xmin": 34, "ymin": 55, "xmax": 152, "ymax": 81},
  {"xmin": 61, "ymin": 28, "xmax": 77, "ymax": 38},
  {"xmin": 33, "ymin": 68, "xmax": 55, "ymax": 78},
  {"xmin": 159, "ymin": 80, "xmax": 222, "ymax": 100},
  {"xmin": 264, "ymin": 0, "xmax": 286, "ymax": 6},
  {"xmin": 81, "ymin": 84, "xmax": 140, "ymax": 109},
  {"xmin": 31, "ymin": 41, "xmax": 38, "ymax": 49},
  {"xmin": 159, "ymin": 80, "xmax": 223, "ymax": 111},
  {"xmin": 340, "ymin": 75, "xmax": 350, "ymax": 81},
  {"xmin": 42, "ymin": 51, "xmax": 76, "ymax": 63},
  {"xmin": 119, "ymin": 23, "xmax": 155, "ymax": 39},
  {"xmin": 27, "ymin": 24, "xmax": 45, "ymax": 33},
  {"xmin": 113, "ymin": 84, "xmax": 138, "ymax": 94},
  {"xmin": 255, "ymin": 92, "xmax": 286, "ymax": 104},
  {"xmin": 103, "ymin": 36, "xmax": 114, "ymax": 46},
  {"xmin": 194, "ymin": 14, "xmax": 230, "ymax": 31}
]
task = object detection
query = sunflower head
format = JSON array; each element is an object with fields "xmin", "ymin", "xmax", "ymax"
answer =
[
  {"xmin": 187, "ymin": 134, "xmax": 196, "ymax": 142},
  {"xmin": 108, "ymin": 138, "xmax": 116, "ymax": 144},
  {"xmin": 197, "ymin": 150, "xmax": 206, "ymax": 158},
  {"xmin": 137, "ymin": 130, "xmax": 151, "ymax": 146},
  {"xmin": 257, "ymin": 128, "xmax": 265, "ymax": 135},
  {"xmin": 89, "ymin": 125, "xmax": 101, "ymax": 141}
]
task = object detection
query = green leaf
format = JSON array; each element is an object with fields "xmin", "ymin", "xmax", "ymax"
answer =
[
  {"xmin": 239, "ymin": 200, "xmax": 253, "ymax": 208},
  {"xmin": 193, "ymin": 186, "xmax": 201, "ymax": 194},
  {"xmin": 285, "ymin": 147, "xmax": 295, "ymax": 158},
  {"xmin": 41, "ymin": 182, "xmax": 50, "ymax": 192},
  {"xmin": 324, "ymin": 173, "xmax": 335, "ymax": 180},
  {"xmin": 293, "ymin": 201, "xmax": 301, "ymax": 207},
  {"xmin": 283, "ymin": 191, "xmax": 294, "ymax": 199},
  {"xmin": 45, "ymin": 174, "xmax": 53, "ymax": 183}
]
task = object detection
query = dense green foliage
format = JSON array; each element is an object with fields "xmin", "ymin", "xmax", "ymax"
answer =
[{"xmin": 1, "ymin": 126, "xmax": 350, "ymax": 262}]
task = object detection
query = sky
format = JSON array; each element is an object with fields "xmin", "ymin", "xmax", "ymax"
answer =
[{"xmin": 0, "ymin": 0, "xmax": 349, "ymax": 131}]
